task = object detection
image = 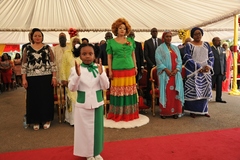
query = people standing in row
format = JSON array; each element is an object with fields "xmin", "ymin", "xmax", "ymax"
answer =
[
  {"xmin": 183, "ymin": 27, "xmax": 213, "ymax": 118},
  {"xmin": 68, "ymin": 44, "xmax": 109, "ymax": 160},
  {"xmin": 21, "ymin": 28, "xmax": 57, "ymax": 130},
  {"xmin": 127, "ymin": 31, "xmax": 145, "ymax": 82},
  {"xmin": 53, "ymin": 33, "xmax": 70, "ymax": 83},
  {"xmin": 106, "ymin": 18, "xmax": 139, "ymax": 122},
  {"xmin": 13, "ymin": 53, "xmax": 22, "ymax": 87},
  {"xmin": 97, "ymin": 32, "xmax": 113, "ymax": 65},
  {"xmin": 211, "ymin": 37, "xmax": 227, "ymax": 103},
  {"xmin": 144, "ymin": 28, "xmax": 161, "ymax": 107},
  {"xmin": 60, "ymin": 36, "xmax": 82, "ymax": 126},
  {"xmin": 155, "ymin": 31, "xmax": 184, "ymax": 119},
  {"xmin": 222, "ymin": 42, "xmax": 232, "ymax": 92}
]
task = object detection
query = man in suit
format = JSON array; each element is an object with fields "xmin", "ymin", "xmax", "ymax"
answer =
[
  {"xmin": 97, "ymin": 32, "xmax": 113, "ymax": 65},
  {"xmin": 211, "ymin": 37, "xmax": 227, "ymax": 103},
  {"xmin": 127, "ymin": 31, "xmax": 144, "ymax": 82},
  {"xmin": 144, "ymin": 28, "xmax": 161, "ymax": 106}
]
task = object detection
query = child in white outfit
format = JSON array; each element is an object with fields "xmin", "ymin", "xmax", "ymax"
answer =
[{"xmin": 68, "ymin": 44, "xmax": 109, "ymax": 160}]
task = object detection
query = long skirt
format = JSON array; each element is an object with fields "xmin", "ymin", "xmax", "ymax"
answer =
[
  {"xmin": 184, "ymin": 99, "xmax": 208, "ymax": 114},
  {"xmin": 74, "ymin": 106, "xmax": 104, "ymax": 157},
  {"xmin": 184, "ymin": 73, "xmax": 211, "ymax": 115},
  {"xmin": 159, "ymin": 76, "xmax": 182, "ymax": 116},
  {"xmin": 107, "ymin": 69, "xmax": 139, "ymax": 122},
  {"xmin": 26, "ymin": 75, "xmax": 54, "ymax": 124}
]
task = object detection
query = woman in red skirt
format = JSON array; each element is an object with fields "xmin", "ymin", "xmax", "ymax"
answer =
[{"xmin": 155, "ymin": 31, "xmax": 184, "ymax": 119}]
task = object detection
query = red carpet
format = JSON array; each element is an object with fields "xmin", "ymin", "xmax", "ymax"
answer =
[{"xmin": 1, "ymin": 128, "xmax": 240, "ymax": 160}]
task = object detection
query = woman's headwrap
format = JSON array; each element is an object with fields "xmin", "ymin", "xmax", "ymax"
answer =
[
  {"xmin": 222, "ymin": 42, "xmax": 229, "ymax": 47},
  {"xmin": 190, "ymin": 27, "xmax": 203, "ymax": 38},
  {"xmin": 161, "ymin": 31, "xmax": 172, "ymax": 43}
]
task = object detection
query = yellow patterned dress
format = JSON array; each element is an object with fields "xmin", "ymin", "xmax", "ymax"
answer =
[{"xmin": 60, "ymin": 45, "xmax": 81, "ymax": 125}]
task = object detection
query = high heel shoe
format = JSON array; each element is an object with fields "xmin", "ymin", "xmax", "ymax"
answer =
[
  {"xmin": 33, "ymin": 124, "xmax": 39, "ymax": 131},
  {"xmin": 43, "ymin": 122, "xmax": 51, "ymax": 129}
]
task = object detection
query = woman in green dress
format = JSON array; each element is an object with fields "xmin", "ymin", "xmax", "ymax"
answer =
[{"xmin": 106, "ymin": 18, "xmax": 139, "ymax": 122}]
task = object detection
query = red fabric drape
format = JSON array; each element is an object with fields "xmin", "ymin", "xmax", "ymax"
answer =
[{"xmin": 3, "ymin": 45, "xmax": 20, "ymax": 52}]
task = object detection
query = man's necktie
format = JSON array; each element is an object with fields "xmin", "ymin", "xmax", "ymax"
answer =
[
  {"xmin": 154, "ymin": 38, "xmax": 158, "ymax": 50},
  {"xmin": 217, "ymin": 47, "xmax": 220, "ymax": 54}
]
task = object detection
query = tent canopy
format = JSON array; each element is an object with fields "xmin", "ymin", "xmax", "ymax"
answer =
[{"xmin": 0, "ymin": 0, "xmax": 240, "ymax": 44}]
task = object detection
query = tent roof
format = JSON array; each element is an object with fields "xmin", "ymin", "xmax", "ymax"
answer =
[{"xmin": 0, "ymin": 0, "xmax": 240, "ymax": 44}]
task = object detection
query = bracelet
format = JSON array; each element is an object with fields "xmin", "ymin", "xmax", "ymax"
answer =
[{"xmin": 52, "ymin": 77, "xmax": 56, "ymax": 79}]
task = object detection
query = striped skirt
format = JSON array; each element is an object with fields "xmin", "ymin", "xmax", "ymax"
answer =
[{"xmin": 107, "ymin": 68, "xmax": 139, "ymax": 122}]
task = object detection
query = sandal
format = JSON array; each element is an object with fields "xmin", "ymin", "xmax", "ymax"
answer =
[
  {"xmin": 33, "ymin": 124, "xmax": 39, "ymax": 131},
  {"xmin": 43, "ymin": 122, "xmax": 51, "ymax": 129}
]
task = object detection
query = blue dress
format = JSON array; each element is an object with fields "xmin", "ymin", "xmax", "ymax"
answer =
[{"xmin": 183, "ymin": 42, "xmax": 214, "ymax": 114}]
